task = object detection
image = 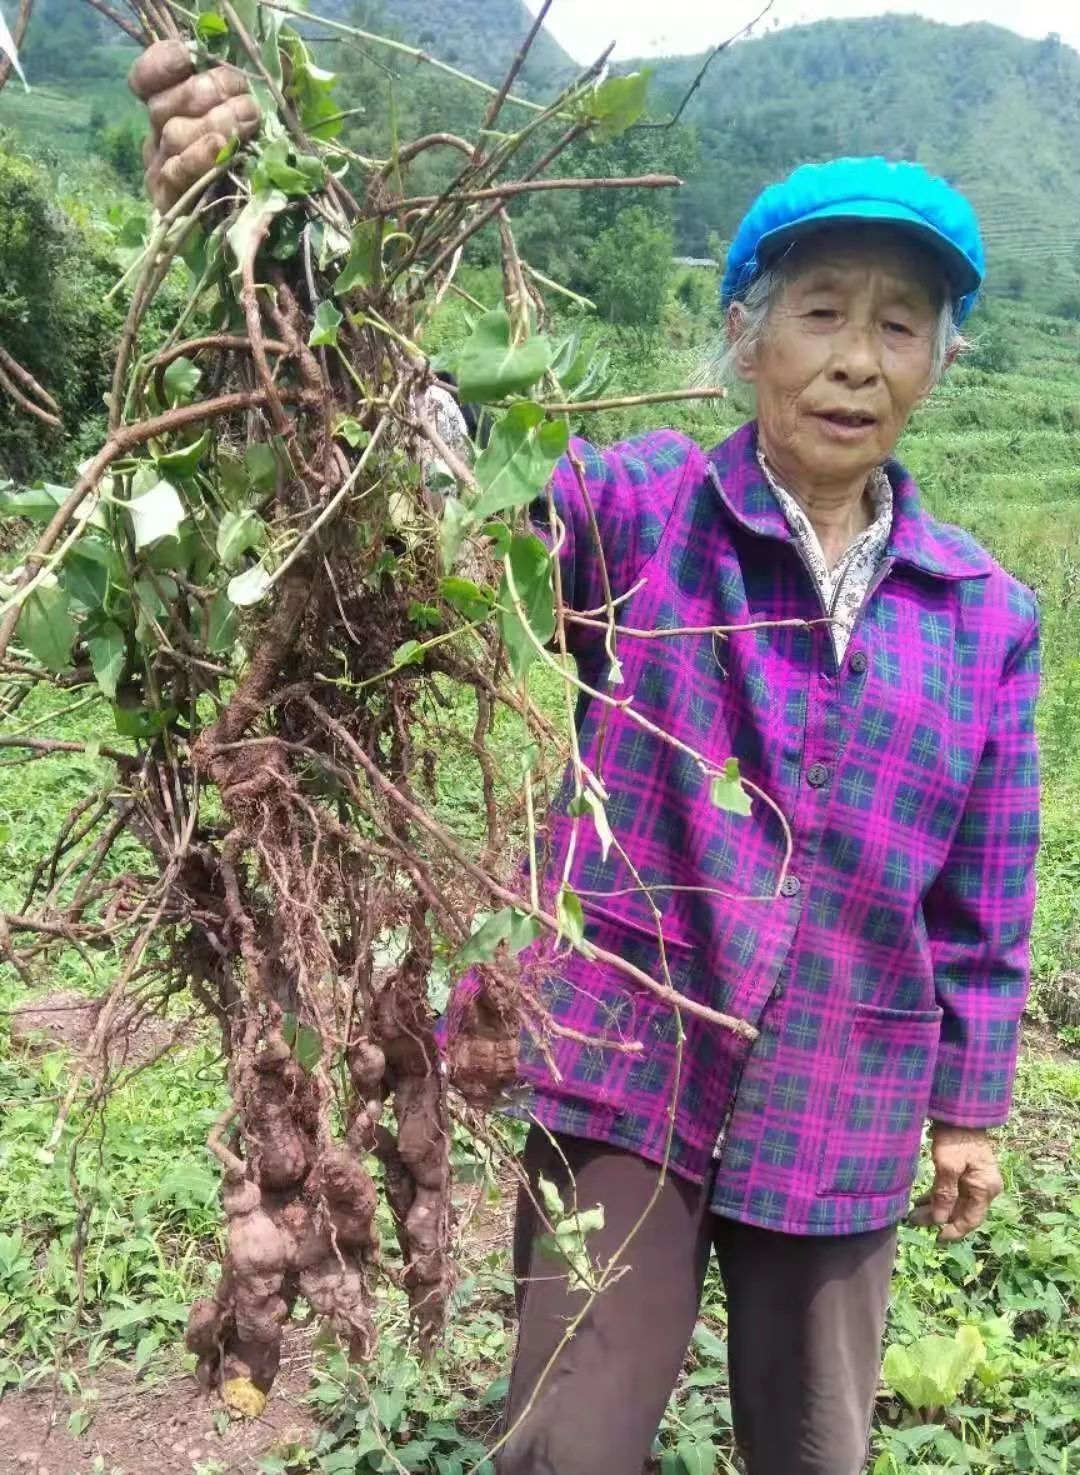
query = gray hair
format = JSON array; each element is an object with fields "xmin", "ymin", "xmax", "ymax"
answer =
[{"xmin": 700, "ymin": 263, "xmax": 965, "ymax": 388}]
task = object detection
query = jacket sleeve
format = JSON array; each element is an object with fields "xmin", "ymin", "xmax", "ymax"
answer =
[
  {"xmin": 531, "ymin": 431, "xmax": 698, "ymax": 657},
  {"xmin": 924, "ymin": 603, "xmax": 1041, "ymax": 1127}
]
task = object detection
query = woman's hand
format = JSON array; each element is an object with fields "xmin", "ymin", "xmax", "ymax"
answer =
[
  {"xmin": 908, "ymin": 1124, "xmax": 1003, "ymax": 1242},
  {"xmin": 128, "ymin": 40, "xmax": 261, "ymax": 212}
]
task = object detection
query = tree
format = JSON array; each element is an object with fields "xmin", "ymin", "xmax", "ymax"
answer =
[{"xmin": 585, "ymin": 205, "xmax": 675, "ymax": 328}]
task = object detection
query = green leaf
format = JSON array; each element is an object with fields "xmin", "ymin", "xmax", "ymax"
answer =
[
  {"xmin": 17, "ymin": 578, "xmax": 75, "ymax": 673},
  {"xmin": 206, "ymin": 589, "xmax": 237, "ymax": 653},
  {"xmin": 587, "ymin": 71, "xmax": 651, "ymax": 140},
  {"xmin": 471, "ymin": 403, "xmax": 568, "ymax": 522},
  {"xmin": 309, "ymin": 299, "xmax": 343, "ymax": 348},
  {"xmin": 392, "ymin": 638, "xmax": 422, "ymax": 668},
  {"xmin": 226, "ymin": 189, "xmax": 288, "ymax": 270},
  {"xmin": 155, "ymin": 430, "xmax": 210, "ymax": 477},
  {"xmin": 882, "ymin": 1329, "xmax": 986, "ymax": 1413},
  {"xmin": 195, "ymin": 10, "xmax": 228, "ymax": 40},
  {"xmin": 111, "ymin": 703, "xmax": 176, "ymax": 739},
  {"xmin": 455, "ymin": 908, "xmax": 542, "ymax": 968},
  {"xmin": 677, "ymin": 1438, "xmax": 716, "ymax": 1475},
  {"xmin": 709, "ymin": 756, "xmax": 752, "ymax": 818},
  {"xmin": 456, "ymin": 309, "xmax": 552, "ymax": 404},
  {"xmin": 86, "ymin": 622, "xmax": 125, "ymax": 700},
  {"xmin": 0, "ymin": 482, "xmax": 104, "ymax": 528},
  {"xmin": 283, "ymin": 37, "xmax": 343, "ymax": 140},
  {"xmin": 537, "ymin": 1175, "xmax": 564, "ymax": 1220},
  {"xmin": 335, "ymin": 218, "xmax": 383, "ymax": 293},
  {"xmin": 440, "ymin": 576, "xmax": 493, "ymax": 622},
  {"xmin": 127, "ymin": 479, "xmax": 186, "ymax": 550},
  {"xmin": 216, "ymin": 509, "xmax": 266, "ymax": 569},
  {"xmin": 497, "ymin": 532, "xmax": 554, "ymax": 680},
  {"xmin": 252, "ymin": 136, "xmax": 326, "ymax": 197},
  {"xmin": 227, "ymin": 565, "xmax": 271, "ymax": 606},
  {"xmin": 556, "ymin": 884, "xmax": 585, "ymax": 948},
  {"xmin": 162, "ymin": 356, "xmax": 202, "ymax": 406},
  {"xmin": 245, "ymin": 442, "xmax": 279, "ymax": 493},
  {"xmin": 294, "ymin": 1024, "xmax": 322, "ymax": 1073},
  {"xmin": 333, "ymin": 416, "xmax": 368, "ymax": 449},
  {"xmin": 439, "ymin": 497, "xmax": 475, "ymax": 572}
]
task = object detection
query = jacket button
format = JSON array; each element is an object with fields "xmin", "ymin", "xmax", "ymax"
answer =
[
  {"xmin": 849, "ymin": 651, "xmax": 868, "ymax": 674},
  {"xmin": 780, "ymin": 874, "xmax": 801, "ymax": 897},
  {"xmin": 807, "ymin": 762, "xmax": 829, "ymax": 788}
]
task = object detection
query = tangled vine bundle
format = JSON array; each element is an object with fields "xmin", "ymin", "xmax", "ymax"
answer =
[{"xmin": 0, "ymin": 0, "xmax": 756, "ymax": 1406}]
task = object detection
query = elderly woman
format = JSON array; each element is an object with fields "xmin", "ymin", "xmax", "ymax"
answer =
[{"xmin": 132, "ymin": 47, "xmax": 1040, "ymax": 1475}]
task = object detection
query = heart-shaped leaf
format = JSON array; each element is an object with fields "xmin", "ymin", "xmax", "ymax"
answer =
[
  {"xmin": 471, "ymin": 402, "xmax": 568, "ymax": 522},
  {"xmin": 709, "ymin": 756, "xmax": 753, "ymax": 817},
  {"xmin": 86, "ymin": 622, "xmax": 126, "ymax": 700},
  {"xmin": 497, "ymin": 532, "xmax": 554, "ymax": 680},
  {"xmin": 227, "ymin": 565, "xmax": 271, "ymax": 607},
  {"xmin": 127, "ymin": 480, "xmax": 186, "ymax": 550},
  {"xmin": 456, "ymin": 309, "xmax": 552, "ymax": 404},
  {"xmin": 335, "ymin": 219, "xmax": 383, "ymax": 294},
  {"xmin": 309, "ymin": 300, "xmax": 343, "ymax": 348},
  {"xmin": 17, "ymin": 578, "xmax": 75, "ymax": 673},
  {"xmin": 216, "ymin": 509, "xmax": 266, "ymax": 569}
]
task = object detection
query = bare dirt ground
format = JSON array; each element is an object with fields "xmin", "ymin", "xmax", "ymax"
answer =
[{"xmin": 0, "ymin": 1329, "xmax": 320, "ymax": 1475}]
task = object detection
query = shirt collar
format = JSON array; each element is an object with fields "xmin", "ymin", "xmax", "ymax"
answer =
[{"xmin": 706, "ymin": 421, "xmax": 993, "ymax": 581}]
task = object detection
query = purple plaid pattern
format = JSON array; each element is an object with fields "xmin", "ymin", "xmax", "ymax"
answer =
[{"xmin": 451, "ymin": 421, "xmax": 1040, "ymax": 1236}]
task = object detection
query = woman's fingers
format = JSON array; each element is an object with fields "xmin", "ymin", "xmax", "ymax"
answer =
[
  {"xmin": 129, "ymin": 39, "xmax": 194, "ymax": 102},
  {"xmin": 158, "ymin": 97, "xmax": 261, "ymax": 161},
  {"xmin": 148, "ymin": 132, "xmax": 229, "ymax": 213},
  {"xmin": 148, "ymin": 67, "xmax": 251, "ymax": 135}
]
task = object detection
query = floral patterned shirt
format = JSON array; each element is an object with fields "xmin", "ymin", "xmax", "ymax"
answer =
[{"xmin": 757, "ymin": 449, "xmax": 893, "ymax": 660}]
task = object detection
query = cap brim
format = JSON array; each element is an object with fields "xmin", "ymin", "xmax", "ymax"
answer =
[{"xmin": 757, "ymin": 201, "xmax": 982, "ymax": 298}]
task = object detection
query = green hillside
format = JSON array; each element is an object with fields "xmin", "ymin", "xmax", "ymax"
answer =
[{"xmin": 640, "ymin": 16, "xmax": 1080, "ymax": 307}]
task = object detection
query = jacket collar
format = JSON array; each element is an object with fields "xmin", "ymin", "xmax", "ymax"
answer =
[{"xmin": 706, "ymin": 421, "xmax": 993, "ymax": 581}]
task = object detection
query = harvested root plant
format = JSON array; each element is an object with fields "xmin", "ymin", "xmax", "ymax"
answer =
[{"xmin": 0, "ymin": 0, "xmax": 752, "ymax": 1408}]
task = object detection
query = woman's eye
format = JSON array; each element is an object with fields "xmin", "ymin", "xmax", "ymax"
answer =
[
  {"xmin": 884, "ymin": 319, "xmax": 913, "ymax": 335},
  {"xmin": 807, "ymin": 307, "xmax": 839, "ymax": 320}
]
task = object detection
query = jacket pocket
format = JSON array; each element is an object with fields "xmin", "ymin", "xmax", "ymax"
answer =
[{"xmin": 818, "ymin": 1003, "xmax": 942, "ymax": 1199}]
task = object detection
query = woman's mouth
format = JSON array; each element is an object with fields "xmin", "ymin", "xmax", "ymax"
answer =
[{"xmin": 813, "ymin": 410, "xmax": 878, "ymax": 439}]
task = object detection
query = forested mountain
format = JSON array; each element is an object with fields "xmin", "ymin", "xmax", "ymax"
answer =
[
  {"xmin": 638, "ymin": 16, "xmax": 1080, "ymax": 303},
  {"xmin": 3, "ymin": 1, "xmax": 1080, "ymax": 306}
]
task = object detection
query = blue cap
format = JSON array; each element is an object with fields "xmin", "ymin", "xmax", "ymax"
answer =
[{"xmin": 721, "ymin": 157, "xmax": 985, "ymax": 324}]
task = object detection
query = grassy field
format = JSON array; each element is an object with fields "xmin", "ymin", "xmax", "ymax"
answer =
[{"xmin": 1, "ymin": 287, "xmax": 1079, "ymax": 1473}]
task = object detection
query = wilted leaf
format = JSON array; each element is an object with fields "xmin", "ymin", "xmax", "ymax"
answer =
[
  {"xmin": 216, "ymin": 509, "xmax": 266, "ymax": 568},
  {"xmin": 226, "ymin": 189, "xmax": 288, "ymax": 270},
  {"xmin": 709, "ymin": 756, "xmax": 752, "ymax": 817},
  {"xmin": 309, "ymin": 299, "xmax": 343, "ymax": 347},
  {"xmin": 227, "ymin": 565, "xmax": 271, "ymax": 607},
  {"xmin": 86, "ymin": 622, "xmax": 126, "ymax": 700},
  {"xmin": 439, "ymin": 497, "xmax": 474, "ymax": 572},
  {"xmin": 556, "ymin": 884, "xmax": 585, "ymax": 948},
  {"xmin": 569, "ymin": 789, "xmax": 614, "ymax": 862},
  {"xmin": 497, "ymin": 532, "xmax": 554, "ymax": 680},
  {"xmin": 335, "ymin": 218, "xmax": 383, "ymax": 293},
  {"xmin": 17, "ymin": 578, "xmax": 75, "ymax": 672},
  {"xmin": 127, "ymin": 480, "xmax": 186, "ymax": 550},
  {"xmin": 206, "ymin": 589, "xmax": 237, "ymax": 653},
  {"xmin": 471, "ymin": 402, "xmax": 568, "ymax": 522},
  {"xmin": 456, "ymin": 309, "xmax": 552, "ymax": 404}
]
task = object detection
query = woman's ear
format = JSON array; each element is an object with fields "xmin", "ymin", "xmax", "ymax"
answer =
[{"xmin": 727, "ymin": 303, "xmax": 757, "ymax": 382}]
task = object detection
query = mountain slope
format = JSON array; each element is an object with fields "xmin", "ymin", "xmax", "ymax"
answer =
[{"xmin": 636, "ymin": 16, "xmax": 1080, "ymax": 300}]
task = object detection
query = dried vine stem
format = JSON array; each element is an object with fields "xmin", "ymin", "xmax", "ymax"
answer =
[{"xmin": 0, "ymin": 0, "xmax": 786, "ymax": 1426}]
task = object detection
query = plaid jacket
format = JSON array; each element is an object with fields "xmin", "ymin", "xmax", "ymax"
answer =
[{"xmin": 456, "ymin": 421, "xmax": 1041, "ymax": 1236}]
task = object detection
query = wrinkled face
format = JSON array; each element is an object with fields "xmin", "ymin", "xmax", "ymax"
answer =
[{"xmin": 737, "ymin": 229, "xmax": 946, "ymax": 488}]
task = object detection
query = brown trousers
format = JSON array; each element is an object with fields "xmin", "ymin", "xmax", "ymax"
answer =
[{"xmin": 499, "ymin": 1129, "xmax": 896, "ymax": 1475}]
